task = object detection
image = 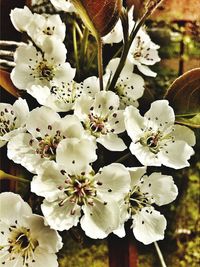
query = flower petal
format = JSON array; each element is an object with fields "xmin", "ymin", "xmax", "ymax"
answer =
[
  {"xmin": 132, "ymin": 207, "xmax": 167, "ymax": 245},
  {"xmin": 24, "ymin": 214, "xmax": 63, "ymax": 253},
  {"xmin": 140, "ymin": 173, "xmax": 178, "ymax": 206},
  {"xmin": 41, "ymin": 199, "xmax": 81, "ymax": 231},
  {"xmin": 81, "ymin": 198, "xmax": 120, "ymax": 239},
  {"xmin": 173, "ymin": 124, "xmax": 196, "ymax": 146},
  {"xmin": 159, "ymin": 140, "xmax": 195, "ymax": 169},
  {"xmin": 0, "ymin": 192, "xmax": 32, "ymax": 224},
  {"xmin": 97, "ymin": 134, "xmax": 126, "ymax": 151},
  {"xmin": 95, "ymin": 163, "xmax": 131, "ymax": 199},
  {"xmin": 56, "ymin": 138, "xmax": 97, "ymax": 174},
  {"xmin": 127, "ymin": 166, "xmax": 147, "ymax": 188},
  {"xmin": 144, "ymin": 100, "xmax": 175, "ymax": 128},
  {"xmin": 31, "ymin": 161, "xmax": 66, "ymax": 202},
  {"xmin": 124, "ymin": 105, "xmax": 144, "ymax": 141}
]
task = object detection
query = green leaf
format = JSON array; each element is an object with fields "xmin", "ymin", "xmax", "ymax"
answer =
[
  {"xmin": 175, "ymin": 113, "xmax": 200, "ymax": 128},
  {"xmin": 164, "ymin": 68, "xmax": 200, "ymax": 115}
]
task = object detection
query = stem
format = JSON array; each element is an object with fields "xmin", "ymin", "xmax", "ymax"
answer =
[
  {"xmin": 74, "ymin": 22, "xmax": 83, "ymax": 39},
  {"xmin": 73, "ymin": 22, "xmax": 80, "ymax": 77},
  {"xmin": 97, "ymin": 37, "xmax": 104, "ymax": 91},
  {"xmin": 107, "ymin": 12, "xmax": 149, "ymax": 91},
  {"xmin": 115, "ymin": 152, "xmax": 132, "ymax": 163},
  {"xmin": 154, "ymin": 242, "xmax": 167, "ymax": 267},
  {"xmin": 81, "ymin": 27, "xmax": 89, "ymax": 58},
  {"xmin": 0, "ymin": 170, "xmax": 30, "ymax": 183}
]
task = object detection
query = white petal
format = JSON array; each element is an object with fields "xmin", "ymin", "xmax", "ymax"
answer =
[
  {"xmin": 130, "ymin": 142, "xmax": 162, "ymax": 166},
  {"xmin": 26, "ymin": 106, "xmax": 60, "ymax": 137},
  {"xmin": 93, "ymin": 91, "xmax": 120, "ymax": 118},
  {"xmin": 0, "ymin": 192, "xmax": 32, "ymax": 224},
  {"xmin": 113, "ymin": 225, "xmax": 126, "ymax": 238},
  {"xmin": 56, "ymin": 138, "xmax": 97, "ymax": 174},
  {"xmin": 107, "ymin": 110, "xmax": 125, "ymax": 134},
  {"xmin": 74, "ymin": 94, "xmax": 93, "ymax": 120},
  {"xmin": 50, "ymin": 0, "xmax": 76, "ymax": 12},
  {"xmin": 97, "ymin": 134, "xmax": 126, "ymax": 151},
  {"xmin": 137, "ymin": 65, "xmax": 157, "ymax": 77},
  {"xmin": 144, "ymin": 100, "xmax": 175, "ymax": 127},
  {"xmin": 60, "ymin": 115, "xmax": 84, "ymax": 139},
  {"xmin": 124, "ymin": 105, "xmax": 145, "ymax": 140},
  {"xmin": 132, "ymin": 208, "xmax": 167, "ymax": 245},
  {"xmin": 42, "ymin": 37, "xmax": 67, "ymax": 63},
  {"xmin": 140, "ymin": 173, "xmax": 178, "ymax": 206},
  {"xmin": 81, "ymin": 198, "xmax": 120, "ymax": 239},
  {"xmin": 31, "ymin": 161, "xmax": 66, "ymax": 202},
  {"xmin": 159, "ymin": 140, "xmax": 195, "ymax": 169},
  {"xmin": 127, "ymin": 166, "xmax": 147, "ymax": 188},
  {"xmin": 10, "ymin": 6, "xmax": 32, "ymax": 32},
  {"xmin": 12, "ymin": 97, "xmax": 29, "ymax": 125},
  {"xmin": 41, "ymin": 199, "xmax": 81, "ymax": 231},
  {"xmin": 7, "ymin": 132, "xmax": 44, "ymax": 173},
  {"xmin": 102, "ymin": 19, "xmax": 122, "ymax": 44},
  {"xmin": 95, "ymin": 163, "xmax": 131, "ymax": 199},
  {"xmin": 25, "ymin": 214, "xmax": 63, "ymax": 253},
  {"xmin": 173, "ymin": 124, "xmax": 196, "ymax": 146},
  {"xmin": 30, "ymin": 248, "xmax": 59, "ymax": 267}
]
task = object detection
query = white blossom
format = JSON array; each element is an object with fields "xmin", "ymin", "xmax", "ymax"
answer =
[
  {"xmin": 0, "ymin": 98, "xmax": 29, "ymax": 148},
  {"xmin": 125, "ymin": 100, "xmax": 196, "ymax": 169},
  {"xmin": 74, "ymin": 91, "xmax": 127, "ymax": 151},
  {"xmin": 31, "ymin": 160, "xmax": 131, "ymax": 239},
  {"xmin": 102, "ymin": 6, "xmax": 135, "ymax": 44},
  {"xmin": 50, "ymin": 0, "xmax": 76, "ymax": 13},
  {"xmin": 7, "ymin": 106, "xmax": 97, "ymax": 173},
  {"xmin": 0, "ymin": 192, "xmax": 62, "ymax": 267},
  {"xmin": 105, "ymin": 58, "xmax": 145, "ymax": 108},
  {"xmin": 114, "ymin": 167, "xmax": 178, "ymax": 244},
  {"xmin": 11, "ymin": 41, "xmax": 73, "ymax": 91},
  {"xmin": 10, "ymin": 7, "xmax": 66, "ymax": 47},
  {"xmin": 127, "ymin": 28, "xmax": 160, "ymax": 77},
  {"xmin": 28, "ymin": 76, "xmax": 99, "ymax": 112}
]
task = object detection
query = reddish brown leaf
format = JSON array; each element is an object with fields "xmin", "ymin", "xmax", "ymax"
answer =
[
  {"xmin": 0, "ymin": 69, "xmax": 21, "ymax": 98},
  {"xmin": 164, "ymin": 68, "xmax": 200, "ymax": 114},
  {"xmin": 126, "ymin": 0, "xmax": 144, "ymax": 20},
  {"xmin": 73, "ymin": 0, "xmax": 122, "ymax": 37}
]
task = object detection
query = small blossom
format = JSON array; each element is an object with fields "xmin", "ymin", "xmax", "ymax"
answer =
[
  {"xmin": 28, "ymin": 76, "xmax": 99, "ymax": 112},
  {"xmin": 102, "ymin": 6, "xmax": 135, "ymax": 44},
  {"xmin": 7, "ymin": 106, "xmax": 97, "ymax": 173},
  {"xmin": 0, "ymin": 98, "xmax": 29, "ymax": 148},
  {"xmin": 124, "ymin": 100, "xmax": 196, "ymax": 169},
  {"xmin": 105, "ymin": 58, "xmax": 145, "ymax": 108},
  {"xmin": 127, "ymin": 28, "xmax": 160, "ymax": 77},
  {"xmin": 31, "ymin": 160, "xmax": 131, "ymax": 238},
  {"xmin": 11, "ymin": 41, "xmax": 73, "ymax": 91},
  {"xmin": 114, "ymin": 167, "xmax": 178, "ymax": 244},
  {"xmin": 0, "ymin": 192, "xmax": 62, "ymax": 267},
  {"xmin": 50, "ymin": 0, "xmax": 76, "ymax": 13},
  {"xmin": 74, "ymin": 91, "xmax": 127, "ymax": 151},
  {"xmin": 11, "ymin": 7, "xmax": 66, "ymax": 47}
]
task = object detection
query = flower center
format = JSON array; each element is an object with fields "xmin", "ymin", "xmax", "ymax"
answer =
[
  {"xmin": 127, "ymin": 186, "xmax": 151, "ymax": 215},
  {"xmin": 33, "ymin": 61, "xmax": 55, "ymax": 81},
  {"xmin": 30, "ymin": 131, "xmax": 63, "ymax": 159},
  {"xmin": 2, "ymin": 224, "xmax": 39, "ymax": 266},
  {"xmin": 140, "ymin": 131, "xmax": 162, "ymax": 154},
  {"xmin": 58, "ymin": 172, "xmax": 96, "ymax": 207},
  {"xmin": 0, "ymin": 109, "xmax": 17, "ymax": 136}
]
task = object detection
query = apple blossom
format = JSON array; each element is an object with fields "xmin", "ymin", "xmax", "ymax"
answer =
[
  {"xmin": 124, "ymin": 100, "xmax": 196, "ymax": 169},
  {"xmin": 0, "ymin": 192, "xmax": 62, "ymax": 267}
]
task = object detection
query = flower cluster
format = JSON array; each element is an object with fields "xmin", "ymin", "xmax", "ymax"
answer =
[{"xmin": 0, "ymin": 1, "xmax": 197, "ymax": 266}]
